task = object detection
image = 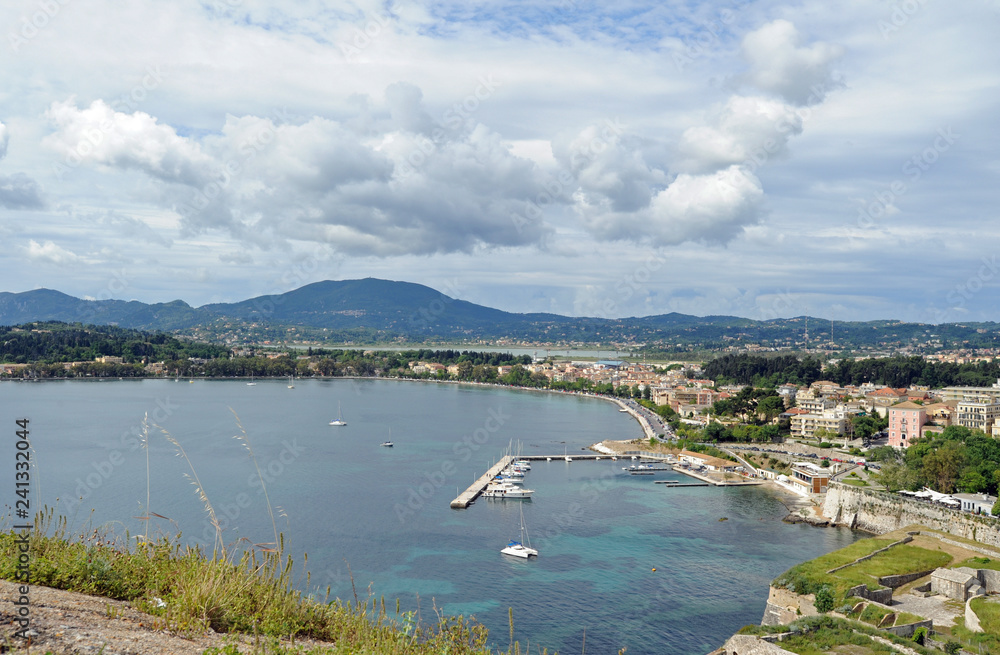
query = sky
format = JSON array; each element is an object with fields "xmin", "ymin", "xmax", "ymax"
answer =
[{"xmin": 1, "ymin": 0, "xmax": 998, "ymax": 324}]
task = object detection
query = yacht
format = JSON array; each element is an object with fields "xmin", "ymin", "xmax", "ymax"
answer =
[
  {"xmin": 381, "ymin": 441, "xmax": 394, "ymax": 447},
  {"xmin": 482, "ymin": 482, "xmax": 534, "ymax": 499}
]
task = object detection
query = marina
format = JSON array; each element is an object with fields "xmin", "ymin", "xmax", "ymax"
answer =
[{"xmin": 451, "ymin": 447, "xmax": 765, "ymax": 507}]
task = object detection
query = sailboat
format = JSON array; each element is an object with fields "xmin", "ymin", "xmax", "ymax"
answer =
[
  {"xmin": 381, "ymin": 427, "xmax": 393, "ymax": 447},
  {"xmin": 287, "ymin": 375, "xmax": 295, "ymax": 389},
  {"xmin": 329, "ymin": 401, "xmax": 347, "ymax": 426},
  {"xmin": 247, "ymin": 373, "xmax": 256, "ymax": 386},
  {"xmin": 501, "ymin": 505, "xmax": 537, "ymax": 558}
]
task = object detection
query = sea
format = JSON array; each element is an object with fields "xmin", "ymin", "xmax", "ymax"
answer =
[{"xmin": 0, "ymin": 378, "xmax": 861, "ymax": 654}]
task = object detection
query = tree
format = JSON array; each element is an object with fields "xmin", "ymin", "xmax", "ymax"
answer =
[
  {"xmin": 922, "ymin": 440, "xmax": 966, "ymax": 493},
  {"xmin": 814, "ymin": 586, "xmax": 834, "ymax": 613},
  {"xmin": 757, "ymin": 396, "xmax": 785, "ymax": 423},
  {"xmin": 876, "ymin": 462, "xmax": 915, "ymax": 492}
]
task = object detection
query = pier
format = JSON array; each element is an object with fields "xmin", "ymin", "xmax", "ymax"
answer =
[{"xmin": 450, "ymin": 456, "xmax": 514, "ymax": 508}]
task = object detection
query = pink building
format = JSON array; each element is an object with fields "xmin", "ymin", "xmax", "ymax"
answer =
[{"xmin": 888, "ymin": 401, "xmax": 928, "ymax": 448}]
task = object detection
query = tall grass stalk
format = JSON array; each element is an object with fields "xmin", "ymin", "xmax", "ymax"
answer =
[
  {"xmin": 159, "ymin": 426, "xmax": 223, "ymax": 557},
  {"xmin": 229, "ymin": 407, "xmax": 279, "ymax": 551}
]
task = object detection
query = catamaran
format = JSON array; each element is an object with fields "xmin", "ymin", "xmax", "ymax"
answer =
[
  {"xmin": 329, "ymin": 401, "xmax": 347, "ymax": 426},
  {"xmin": 501, "ymin": 505, "xmax": 537, "ymax": 558}
]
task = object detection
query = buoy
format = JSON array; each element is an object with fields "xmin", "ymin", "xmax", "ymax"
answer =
[{"xmin": 652, "ymin": 568, "xmax": 657, "ymax": 572}]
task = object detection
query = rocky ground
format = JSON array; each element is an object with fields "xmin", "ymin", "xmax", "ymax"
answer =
[
  {"xmin": 0, "ymin": 580, "xmax": 224, "ymax": 654},
  {"xmin": 0, "ymin": 580, "xmax": 331, "ymax": 655}
]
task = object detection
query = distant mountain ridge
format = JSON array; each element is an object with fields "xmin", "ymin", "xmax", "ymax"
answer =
[{"xmin": 1, "ymin": 278, "xmax": 998, "ymax": 350}]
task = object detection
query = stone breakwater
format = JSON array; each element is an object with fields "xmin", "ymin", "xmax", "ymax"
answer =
[{"xmin": 822, "ymin": 483, "xmax": 1000, "ymax": 546}]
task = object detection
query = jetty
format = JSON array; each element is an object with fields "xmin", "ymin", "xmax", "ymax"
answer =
[{"xmin": 451, "ymin": 456, "xmax": 514, "ymax": 508}]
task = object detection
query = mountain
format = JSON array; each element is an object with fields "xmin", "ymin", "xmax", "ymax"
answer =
[
  {"xmin": 1, "ymin": 278, "xmax": 999, "ymax": 351},
  {"xmin": 201, "ymin": 278, "xmax": 551, "ymax": 333},
  {"xmin": 0, "ymin": 289, "xmax": 204, "ymax": 330}
]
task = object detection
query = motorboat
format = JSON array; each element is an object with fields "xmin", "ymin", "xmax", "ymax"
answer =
[{"xmin": 483, "ymin": 482, "xmax": 534, "ymax": 499}]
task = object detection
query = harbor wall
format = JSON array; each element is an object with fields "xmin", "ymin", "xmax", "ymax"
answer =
[{"xmin": 822, "ymin": 483, "xmax": 1000, "ymax": 546}]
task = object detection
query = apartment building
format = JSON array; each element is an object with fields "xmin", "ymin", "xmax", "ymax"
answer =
[
  {"xmin": 956, "ymin": 398, "xmax": 1000, "ymax": 432},
  {"xmin": 888, "ymin": 401, "xmax": 928, "ymax": 448},
  {"xmin": 789, "ymin": 408, "xmax": 853, "ymax": 440}
]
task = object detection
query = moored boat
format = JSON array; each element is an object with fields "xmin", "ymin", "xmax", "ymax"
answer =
[{"xmin": 483, "ymin": 482, "xmax": 534, "ymax": 499}]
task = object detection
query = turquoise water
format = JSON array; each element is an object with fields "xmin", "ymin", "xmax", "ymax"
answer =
[{"xmin": 0, "ymin": 379, "xmax": 860, "ymax": 654}]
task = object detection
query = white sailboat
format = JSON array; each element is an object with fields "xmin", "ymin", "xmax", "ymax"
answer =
[
  {"xmin": 329, "ymin": 401, "xmax": 347, "ymax": 426},
  {"xmin": 247, "ymin": 373, "xmax": 256, "ymax": 386},
  {"xmin": 501, "ymin": 505, "xmax": 537, "ymax": 558},
  {"xmin": 287, "ymin": 375, "xmax": 295, "ymax": 389}
]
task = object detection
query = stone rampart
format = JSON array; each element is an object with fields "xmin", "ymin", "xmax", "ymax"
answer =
[
  {"xmin": 762, "ymin": 586, "xmax": 816, "ymax": 626},
  {"xmin": 823, "ymin": 483, "xmax": 1000, "ymax": 547},
  {"xmin": 846, "ymin": 584, "xmax": 893, "ymax": 604},
  {"xmin": 883, "ymin": 619, "xmax": 933, "ymax": 638},
  {"xmin": 878, "ymin": 570, "xmax": 936, "ymax": 589}
]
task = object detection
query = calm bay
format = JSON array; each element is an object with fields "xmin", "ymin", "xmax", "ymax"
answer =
[{"xmin": 1, "ymin": 379, "xmax": 860, "ymax": 654}]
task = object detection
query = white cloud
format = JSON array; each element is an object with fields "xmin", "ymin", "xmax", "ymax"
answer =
[
  {"xmin": 576, "ymin": 165, "xmax": 764, "ymax": 245},
  {"xmin": 677, "ymin": 96, "xmax": 803, "ymax": 173},
  {"xmin": 24, "ymin": 240, "xmax": 83, "ymax": 265},
  {"xmin": 45, "ymin": 89, "xmax": 552, "ymax": 256},
  {"xmin": 44, "ymin": 99, "xmax": 216, "ymax": 185},
  {"xmin": 740, "ymin": 19, "xmax": 844, "ymax": 105}
]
